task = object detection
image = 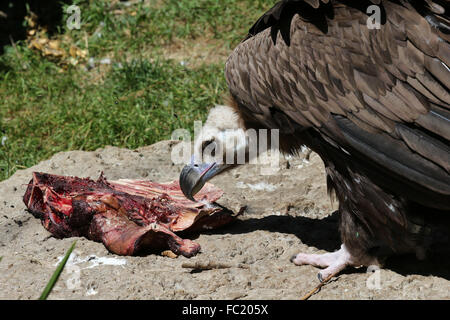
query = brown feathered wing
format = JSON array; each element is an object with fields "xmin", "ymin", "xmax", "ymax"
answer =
[{"xmin": 225, "ymin": 0, "xmax": 450, "ymax": 209}]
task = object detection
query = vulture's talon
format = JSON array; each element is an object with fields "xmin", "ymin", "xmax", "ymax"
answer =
[
  {"xmin": 292, "ymin": 244, "xmax": 380, "ymax": 281},
  {"xmin": 317, "ymin": 272, "xmax": 324, "ymax": 283}
]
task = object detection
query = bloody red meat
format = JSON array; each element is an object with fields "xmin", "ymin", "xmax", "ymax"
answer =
[{"xmin": 23, "ymin": 172, "xmax": 235, "ymax": 257}]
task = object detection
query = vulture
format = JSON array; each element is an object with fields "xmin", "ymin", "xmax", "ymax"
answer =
[{"xmin": 179, "ymin": 0, "xmax": 450, "ymax": 281}]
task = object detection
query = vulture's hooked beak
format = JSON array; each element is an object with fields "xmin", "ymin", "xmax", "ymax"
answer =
[{"xmin": 179, "ymin": 159, "xmax": 229, "ymax": 202}]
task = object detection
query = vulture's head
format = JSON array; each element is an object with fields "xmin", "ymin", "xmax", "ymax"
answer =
[{"xmin": 179, "ymin": 104, "xmax": 247, "ymax": 201}]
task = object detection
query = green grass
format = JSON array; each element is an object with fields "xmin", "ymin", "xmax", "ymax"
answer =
[
  {"xmin": 0, "ymin": 0, "xmax": 275, "ymax": 181},
  {"xmin": 39, "ymin": 241, "xmax": 76, "ymax": 300},
  {"xmin": 64, "ymin": 0, "xmax": 273, "ymax": 55}
]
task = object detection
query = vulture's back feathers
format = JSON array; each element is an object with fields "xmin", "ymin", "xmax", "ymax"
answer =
[
  {"xmin": 225, "ymin": 0, "xmax": 450, "ymax": 211},
  {"xmin": 247, "ymin": 0, "xmax": 450, "ymax": 43}
]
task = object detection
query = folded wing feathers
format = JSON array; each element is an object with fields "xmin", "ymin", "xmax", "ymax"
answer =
[
  {"xmin": 396, "ymin": 123, "xmax": 450, "ymax": 172},
  {"xmin": 229, "ymin": 0, "xmax": 450, "ymax": 201}
]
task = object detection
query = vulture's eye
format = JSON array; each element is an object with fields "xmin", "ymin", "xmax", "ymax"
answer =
[{"xmin": 202, "ymin": 139, "xmax": 216, "ymax": 157}]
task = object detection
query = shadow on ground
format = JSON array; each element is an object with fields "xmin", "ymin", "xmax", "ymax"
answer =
[
  {"xmin": 0, "ymin": 0, "xmax": 71, "ymax": 54},
  {"xmin": 205, "ymin": 211, "xmax": 450, "ymax": 281}
]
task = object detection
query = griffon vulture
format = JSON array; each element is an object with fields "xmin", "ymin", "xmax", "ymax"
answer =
[{"xmin": 180, "ymin": 0, "xmax": 450, "ymax": 280}]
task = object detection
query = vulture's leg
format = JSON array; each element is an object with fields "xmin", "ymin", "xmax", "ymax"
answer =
[{"xmin": 290, "ymin": 244, "xmax": 381, "ymax": 281}]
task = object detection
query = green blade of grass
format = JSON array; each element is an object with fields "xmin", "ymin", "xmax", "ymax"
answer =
[{"xmin": 39, "ymin": 241, "xmax": 77, "ymax": 300}]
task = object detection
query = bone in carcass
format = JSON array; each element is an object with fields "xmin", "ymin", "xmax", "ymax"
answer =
[{"xmin": 23, "ymin": 172, "xmax": 235, "ymax": 257}]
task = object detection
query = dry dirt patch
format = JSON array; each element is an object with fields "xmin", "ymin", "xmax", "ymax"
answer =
[{"xmin": 0, "ymin": 140, "xmax": 449, "ymax": 299}]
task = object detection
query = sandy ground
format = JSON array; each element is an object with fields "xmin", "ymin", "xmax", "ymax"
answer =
[{"xmin": 0, "ymin": 140, "xmax": 449, "ymax": 300}]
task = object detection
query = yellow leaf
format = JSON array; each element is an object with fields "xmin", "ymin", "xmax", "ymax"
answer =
[
  {"xmin": 48, "ymin": 40, "xmax": 60, "ymax": 50},
  {"xmin": 79, "ymin": 49, "xmax": 88, "ymax": 59},
  {"xmin": 30, "ymin": 40, "xmax": 43, "ymax": 51},
  {"xmin": 69, "ymin": 46, "xmax": 78, "ymax": 58}
]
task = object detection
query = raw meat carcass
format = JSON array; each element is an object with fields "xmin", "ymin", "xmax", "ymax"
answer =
[{"xmin": 23, "ymin": 172, "xmax": 234, "ymax": 257}]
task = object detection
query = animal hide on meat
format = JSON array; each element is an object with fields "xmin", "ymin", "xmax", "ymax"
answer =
[{"xmin": 23, "ymin": 172, "xmax": 235, "ymax": 257}]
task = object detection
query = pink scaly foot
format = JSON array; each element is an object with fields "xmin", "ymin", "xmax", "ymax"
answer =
[{"xmin": 290, "ymin": 244, "xmax": 381, "ymax": 282}]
